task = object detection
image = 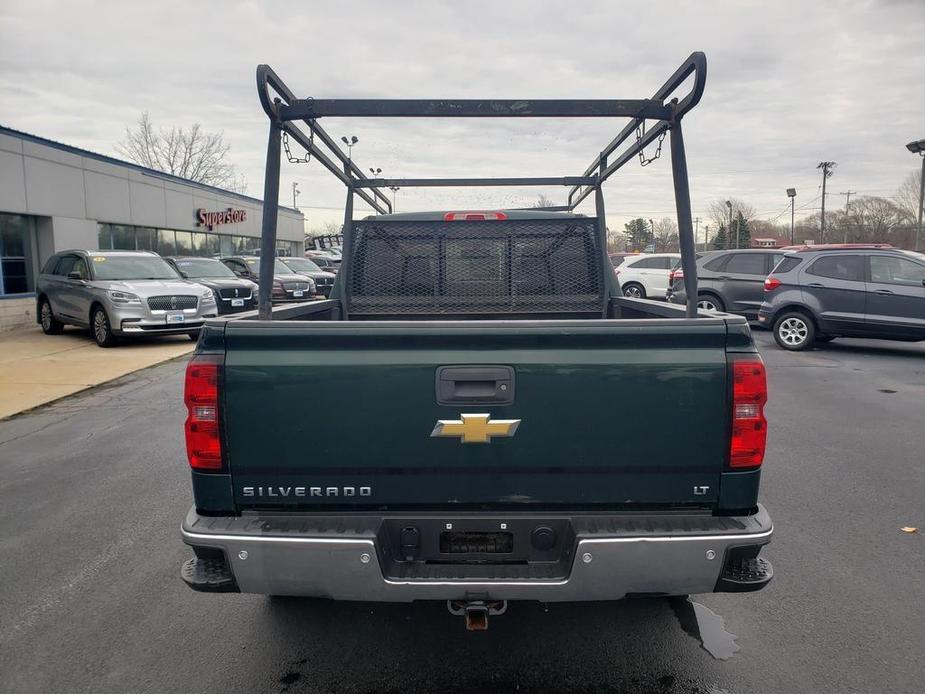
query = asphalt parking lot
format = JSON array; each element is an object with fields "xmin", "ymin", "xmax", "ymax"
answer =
[{"xmin": 1, "ymin": 330, "xmax": 922, "ymax": 694}]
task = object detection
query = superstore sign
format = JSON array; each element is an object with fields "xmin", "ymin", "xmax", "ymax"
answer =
[{"xmin": 196, "ymin": 207, "xmax": 247, "ymax": 230}]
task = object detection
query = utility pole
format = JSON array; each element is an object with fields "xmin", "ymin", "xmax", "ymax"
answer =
[
  {"xmin": 648, "ymin": 218, "xmax": 655, "ymax": 250},
  {"xmin": 839, "ymin": 190, "xmax": 856, "ymax": 242},
  {"xmin": 817, "ymin": 161, "xmax": 836, "ymax": 242},
  {"xmin": 703, "ymin": 224, "xmax": 710, "ymax": 251},
  {"xmin": 786, "ymin": 188, "xmax": 797, "ymax": 245},
  {"xmin": 725, "ymin": 200, "xmax": 733, "ymax": 249},
  {"xmin": 292, "ymin": 181, "xmax": 300, "ymax": 210},
  {"xmin": 693, "ymin": 217, "xmax": 701, "ymax": 250}
]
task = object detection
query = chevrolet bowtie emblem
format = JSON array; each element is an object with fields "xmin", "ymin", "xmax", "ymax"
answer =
[{"xmin": 430, "ymin": 413, "xmax": 521, "ymax": 444}]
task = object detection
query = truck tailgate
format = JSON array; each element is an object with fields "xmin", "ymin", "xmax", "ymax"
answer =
[{"xmin": 222, "ymin": 319, "xmax": 730, "ymax": 508}]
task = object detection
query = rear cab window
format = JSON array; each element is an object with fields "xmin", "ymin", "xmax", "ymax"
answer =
[{"xmin": 806, "ymin": 254, "xmax": 864, "ymax": 282}]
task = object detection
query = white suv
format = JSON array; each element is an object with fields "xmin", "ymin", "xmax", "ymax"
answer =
[{"xmin": 616, "ymin": 253, "xmax": 681, "ymax": 300}]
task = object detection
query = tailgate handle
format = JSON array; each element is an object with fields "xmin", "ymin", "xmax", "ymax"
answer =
[{"xmin": 436, "ymin": 366, "xmax": 515, "ymax": 405}]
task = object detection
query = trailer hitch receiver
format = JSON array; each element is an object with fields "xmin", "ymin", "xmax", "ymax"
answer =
[{"xmin": 447, "ymin": 599, "xmax": 508, "ymax": 631}]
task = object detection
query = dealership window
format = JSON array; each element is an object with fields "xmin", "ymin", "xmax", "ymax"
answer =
[
  {"xmin": 219, "ymin": 235, "xmax": 234, "ymax": 256},
  {"xmin": 157, "ymin": 229, "xmax": 177, "ymax": 255},
  {"xmin": 97, "ymin": 225, "xmax": 112, "ymax": 249},
  {"xmin": 110, "ymin": 224, "xmax": 136, "ymax": 250},
  {"xmin": 136, "ymin": 227, "xmax": 157, "ymax": 251},
  {"xmin": 96, "ymin": 222, "xmax": 270, "ymax": 259},
  {"xmin": 0, "ymin": 213, "xmax": 36, "ymax": 295},
  {"xmin": 190, "ymin": 232, "xmax": 207, "ymax": 256},
  {"xmin": 175, "ymin": 231, "xmax": 193, "ymax": 255}
]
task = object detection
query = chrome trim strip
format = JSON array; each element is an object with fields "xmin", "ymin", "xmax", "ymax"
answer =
[
  {"xmin": 182, "ymin": 528, "xmax": 372, "ymax": 545},
  {"xmin": 181, "ymin": 526, "xmax": 772, "ymax": 546}
]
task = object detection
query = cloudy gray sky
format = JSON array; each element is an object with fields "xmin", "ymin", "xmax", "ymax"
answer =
[{"xmin": 2, "ymin": 0, "xmax": 923, "ymax": 238}]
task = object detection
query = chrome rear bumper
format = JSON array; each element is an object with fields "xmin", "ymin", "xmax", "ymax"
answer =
[{"xmin": 181, "ymin": 505, "xmax": 772, "ymax": 601}]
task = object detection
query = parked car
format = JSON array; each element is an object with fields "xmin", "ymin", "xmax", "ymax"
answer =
[
  {"xmin": 165, "ymin": 256, "xmax": 258, "ymax": 315},
  {"xmin": 615, "ymin": 253, "xmax": 681, "ymax": 299},
  {"xmin": 759, "ymin": 247, "xmax": 925, "ymax": 350},
  {"xmin": 666, "ymin": 249, "xmax": 789, "ymax": 317},
  {"xmin": 304, "ymin": 251, "xmax": 341, "ymax": 273},
  {"xmin": 279, "ymin": 256, "xmax": 337, "ymax": 297},
  {"xmin": 36, "ymin": 250, "xmax": 216, "ymax": 347},
  {"xmin": 219, "ymin": 256, "xmax": 316, "ymax": 303}
]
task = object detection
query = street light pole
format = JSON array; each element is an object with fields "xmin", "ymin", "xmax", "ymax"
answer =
[
  {"xmin": 725, "ymin": 200, "xmax": 732, "ymax": 249},
  {"xmin": 907, "ymin": 139, "xmax": 925, "ymax": 252},
  {"xmin": 786, "ymin": 188, "xmax": 797, "ymax": 245},
  {"xmin": 389, "ymin": 186, "xmax": 400, "ymax": 212},
  {"xmin": 292, "ymin": 181, "xmax": 300, "ymax": 210}
]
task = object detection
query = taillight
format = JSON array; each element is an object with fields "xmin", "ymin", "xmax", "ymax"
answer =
[
  {"xmin": 729, "ymin": 355, "xmax": 768, "ymax": 469},
  {"xmin": 443, "ymin": 211, "xmax": 508, "ymax": 221},
  {"xmin": 669, "ymin": 268, "xmax": 684, "ymax": 283},
  {"xmin": 764, "ymin": 277, "xmax": 781, "ymax": 291},
  {"xmin": 184, "ymin": 354, "xmax": 223, "ymax": 471}
]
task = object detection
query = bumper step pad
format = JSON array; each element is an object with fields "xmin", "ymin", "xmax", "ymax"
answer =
[
  {"xmin": 180, "ymin": 556, "xmax": 239, "ymax": 593},
  {"xmin": 716, "ymin": 556, "xmax": 773, "ymax": 593}
]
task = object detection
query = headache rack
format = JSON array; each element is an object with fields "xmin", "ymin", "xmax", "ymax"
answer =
[{"xmin": 254, "ymin": 53, "xmax": 707, "ymax": 320}]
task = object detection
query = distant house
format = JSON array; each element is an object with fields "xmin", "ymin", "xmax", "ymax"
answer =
[{"xmin": 751, "ymin": 236, "xmax": 790, "ymax": 249}]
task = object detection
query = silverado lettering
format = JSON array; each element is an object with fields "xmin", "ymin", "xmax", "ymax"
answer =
[{"xmin": 242, "ymin": 486, "xmax": 372, "ymax": 497}]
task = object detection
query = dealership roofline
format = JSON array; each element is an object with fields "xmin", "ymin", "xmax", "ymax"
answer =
[{"xmin": 0, "ymin": 123, "xmax": 301, "ymax": 216}]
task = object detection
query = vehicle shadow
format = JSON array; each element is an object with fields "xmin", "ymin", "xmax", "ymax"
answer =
[
  {"xmin": 813, "ymin": 340, "xmax": 925, "ymax": 360},
  {"xmin": 249, "ymin": 597, "xmax": 737, "ymax": 694},
  {"xmin": 62, "ymin": 325, "xmax": 192, "ymax": 347}
]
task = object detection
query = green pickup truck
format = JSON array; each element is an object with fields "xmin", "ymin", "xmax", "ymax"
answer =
[{"xmin": 179, "ymin": 53, "xmax": 773, "ymax": 629}]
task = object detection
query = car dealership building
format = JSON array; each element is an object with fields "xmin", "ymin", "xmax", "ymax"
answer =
[{"xmin": 0, "ymin": 125, "xmax": 304, "ymax": 329}]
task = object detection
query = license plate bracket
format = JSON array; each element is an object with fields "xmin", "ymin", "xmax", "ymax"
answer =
[
  {"xmin": 166, "ymin": 312, "xmax": 186, "ymax": 324},
  {"xmin": 231, "ymin": 298, "xmax": 245, "ymax": 307}
]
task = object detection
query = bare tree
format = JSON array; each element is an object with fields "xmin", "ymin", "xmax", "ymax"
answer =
[
  {"xmin": 652, "ymin": 217, "xmax": 678, "ymax": 251},
  {"xmin": 797, "ymin": 196, "xmax": 909, "ymax": 246},
  {"xmin": 706, "ymin": 198, "xmax": 756, "ymax": 235},
  {"xmin": 894, "ymin": 168, "xmax": 923, "ymax": 225},
  {"xmin": 606, "ymin": 227, "xmax": 628, "ymax": 253},
  {"xmin": 847, "ymin": 196, "xmax": 902, "ymax": 244},
  {"xmin": 531, "ymin": 193, "xmax": 557, "ymax": 208},
  {"xmin": 116, "ymin": 112, "xmax": 247, "ymax": 193}
]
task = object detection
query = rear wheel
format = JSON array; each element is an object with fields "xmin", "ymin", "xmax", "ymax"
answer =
[
  {"xmin": 91, "ymin": 306, "xmax": 118, "ymax": 348},
  {"xmin": 696, "ymin": 294, "xmax": 724, "ymax": 312},
  {"xmin": 39, "ymin": 298, "xmax": 64, "ymax": 334},
  {"xmin": 622, "ymin": 282, "xmax": 646, "ymax": 299},
  {"xmin": 773, "ymin": 311, "xmax": 815, "ymax": 351}
]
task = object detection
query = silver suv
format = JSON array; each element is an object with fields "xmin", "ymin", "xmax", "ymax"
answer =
[{"xmin": 36, "ymin": 250, "xmax": 217, "ymax": 347}]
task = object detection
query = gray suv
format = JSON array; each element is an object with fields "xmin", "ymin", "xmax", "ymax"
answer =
[
  {"xmin": 667, "ymin": 249, "xmax": 788, "ymax": 318},
  {"xmin": 36, "ymin": 250, "xmax": 217, "ymax": 347},
  {"xmin": 758, "ymin": 247, "xmax": 925, "ymax": 350}
]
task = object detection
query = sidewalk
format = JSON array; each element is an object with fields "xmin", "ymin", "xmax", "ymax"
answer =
[{"xmin": 0, "ymin": 325, "xmax": 195, "ymax": 419}]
